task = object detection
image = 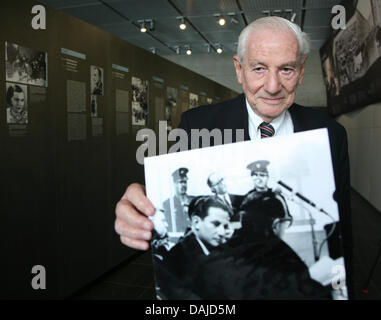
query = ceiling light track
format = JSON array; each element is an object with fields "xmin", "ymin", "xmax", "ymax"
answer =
[
  {"xmin": 98, "ymin": 0, "xmax": 178, "ymax": 54},
  {"xmin": 167, "ymin": 0, "xmax": 217, "ymax": 54},
  {"xmin": 235, "ymin": 0, "xmax": 248, "ymax": 26}
]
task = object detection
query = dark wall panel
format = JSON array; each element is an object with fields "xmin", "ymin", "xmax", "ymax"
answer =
[{"xmin": 1, "ymin": 0, "xmax": 238, "ymax": 299}]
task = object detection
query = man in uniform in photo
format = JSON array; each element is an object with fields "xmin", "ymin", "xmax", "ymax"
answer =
[
  {"xmin": 236, "ymin": 160, "xmax": 292, "ymax": 242},
  {"xmin": 162, "ymin": 167, "xmax": 194, "ymax": 236},
  {"xmin": 6, "ymin": 83, "xmax": 28, "ymax": 124}
]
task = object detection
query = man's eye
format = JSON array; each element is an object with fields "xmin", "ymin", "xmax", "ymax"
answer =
[
  {"xmin": 281, "ymin": 68, "xmax": 294, "ymax": 74},
  {"xmin": 254, "ymin": 67, "xmax": 265, "ymax": 72}
]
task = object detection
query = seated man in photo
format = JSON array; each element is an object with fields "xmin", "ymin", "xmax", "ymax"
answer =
[{"xmin": 157, "ymin": 196, "xmax": 233, "ymax": 299}]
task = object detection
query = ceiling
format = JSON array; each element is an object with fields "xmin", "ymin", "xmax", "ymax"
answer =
[{"xmin": 39, "ymin": 0, "xmax": 340, "ymax": 57}]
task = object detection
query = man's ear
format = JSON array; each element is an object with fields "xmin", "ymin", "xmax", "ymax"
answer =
[
  {"xmin": 191, "ymin": 215, "xmax": 201, "ymax": 231},
  {"xmin": 233, "ymin": 55, "xmax": 243, "ymax": 84}
]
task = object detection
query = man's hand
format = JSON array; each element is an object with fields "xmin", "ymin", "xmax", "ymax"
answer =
[{"xmin": 114, "ymin": 183, "xmax": 155, "ymax": 250}]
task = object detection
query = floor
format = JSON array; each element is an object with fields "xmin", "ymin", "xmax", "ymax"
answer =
[{"xmin": 68, "ymin": 189, "xmax": 381, "ymax": 300}]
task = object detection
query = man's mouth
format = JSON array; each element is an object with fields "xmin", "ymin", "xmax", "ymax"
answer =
[{"xmin": 261, "ymin": 97, "xmax": 284, "ymax": 105}]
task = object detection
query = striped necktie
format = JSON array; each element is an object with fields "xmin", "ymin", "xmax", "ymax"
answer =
[{"xmin": 259, "ymin": 122, "xmax": 275, "ymax": 138}]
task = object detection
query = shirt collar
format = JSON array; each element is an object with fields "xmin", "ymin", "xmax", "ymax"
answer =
[{"xmin": 245, "ymin": 98, "xmax": 288, "ymax": 133}]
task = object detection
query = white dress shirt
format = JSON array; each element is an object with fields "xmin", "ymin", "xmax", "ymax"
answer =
[{"xmin": 245, "ymin": 99, "xmax": 294, "ymax": 140}]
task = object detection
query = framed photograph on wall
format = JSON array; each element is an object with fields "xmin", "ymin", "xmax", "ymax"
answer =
[
  {"xmin": 131, "ymin": 76, "xmax": 149, "ymax": 126},
  {"xmin": 6, "ymin": 82, "xmax": 28, "ymax": 124},
  {"xmin": 5, "ymin": 42, "xmax": 47, "ymax": 87}
]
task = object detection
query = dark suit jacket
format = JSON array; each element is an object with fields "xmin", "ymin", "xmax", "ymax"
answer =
[{"xmin": 178, "ymin": 93, "xmax": 353, "ymax": 297}]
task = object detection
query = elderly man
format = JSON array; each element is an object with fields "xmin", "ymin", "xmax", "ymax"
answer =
[{"xmin": 114, "ymin": 16, "xmax": 353, "ymax": 298}]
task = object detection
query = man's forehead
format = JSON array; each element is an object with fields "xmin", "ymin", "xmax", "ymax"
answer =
[
  {"xmin": 207, "ymin": 207, "xmax": 230, "ymax": 218},
  {"xmin": 13, "ymin": 92, "xmax": 24, "ymax": 99},
  {"xmin": 246, "ymin": 29, "xmax": 299, "ymax": 52}
]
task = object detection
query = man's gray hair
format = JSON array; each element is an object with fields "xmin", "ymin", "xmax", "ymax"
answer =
[{"xmin": 237, "ymin": 16, "xmax": 310, "ymax": 64}]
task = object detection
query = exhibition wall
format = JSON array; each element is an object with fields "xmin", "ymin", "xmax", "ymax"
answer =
[{"xmin": 0, "ymin": 0, "xmax": 237, "ymax": 299}]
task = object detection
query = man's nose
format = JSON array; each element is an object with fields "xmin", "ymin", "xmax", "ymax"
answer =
[{"xmin": 264, "ymin": 70, "xmax": 281, "ymax": 94}]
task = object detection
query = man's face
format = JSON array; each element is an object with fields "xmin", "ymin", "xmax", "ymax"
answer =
[
  {"xmin": 213, "ymin": 180, "xmax": 227, "ymax": 195},
  {"xmin": 194, "ymin": 207, "xmax": 231, "ymax": 247},
  {"xmin": 92, "ymin": 69, "xmax": 100, "ymax": 83},
  {"xmin": 234, "ymin": 29, "xmax": 306, "ymax": 123},
  {"xmin": 252, "ymin": 171, "xmax": 269, "ymax": 191},
  {"xmin": 174, "ymin": 180, "xmax": 187, "ymax": 195},
  {"xmin": 10, "ymin": 91, "xmax": 25, "ymax": 113}
]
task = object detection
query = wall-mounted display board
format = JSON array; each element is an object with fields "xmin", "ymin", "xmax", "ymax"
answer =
[{"xmin": 320, "ymin": 0, "xmax": 381, "ymax": 116}]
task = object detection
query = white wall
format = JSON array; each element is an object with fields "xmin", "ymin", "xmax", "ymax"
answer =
[
  {"xmin": 337, "ymin": 103, "xmax": 381, "ymax": 212},
  {"xmin": 162, "ymin": 52, "xmax": 242, "ymax": 93}
]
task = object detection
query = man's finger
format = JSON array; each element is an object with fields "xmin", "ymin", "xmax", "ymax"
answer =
[
  {"xmin": 115, "ymin": 200, "xmax": 153, "ymax": 231},
  {"xmin": 123, "ymin": 183, "xmax": 155, "ymax": 216},
  {"xmin": 120, "ymin": 236, "xmax": 150, "ymax": 251},
  {"xmin": 114, "ymin": 219, "xmax": 152, "ymax": 241}
]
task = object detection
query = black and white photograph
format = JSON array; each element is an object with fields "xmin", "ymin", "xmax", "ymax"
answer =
[
  {"xmin": 189, "ymin": 92, "xmax": 198, "ymax": 109},
  {"xmin": 145, "ymin": 129, "xmax": 348, "ymax": 300},
  {"xmin": 90, "ymin": 95, "xmax": 97, "ymax": 117},
  {"xmin": 6, "ymin": 82, "xmax": 28, "ymax": 124},
  {"xmin": 131, "ymin": 76, "xmax": 149, "ymax": 126},
  {"xmin": 321, "ymin": 0, "xmax": 381, "ymax": 115},
  {"xmin": 5, "ymin": 42, "xmax": 47, "ymax": 87},
  {"xmin": 165, "ymin": 86, "xmax": 178, "ymax": 130},
  {"xmin": 90, "ymin": 65, "xmax": 104, "ymax": 95}
]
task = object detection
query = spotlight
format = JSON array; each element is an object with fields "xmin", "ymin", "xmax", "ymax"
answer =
[
  {"xmin": 140, "ymin": 21, "xmax": 147, "ymax": 33},
  {"xmin": 291, "ymin": 13, "xmax": 296, "ymax": 22},
  {"xmin": 185, "ymin": 46, "xmax": 192, "ymax": 55},
  {"xmin": 216, "ymin": 44, "xmax": 223, "ymax": 54},
  {"xmin": 150, "ymin": 47, "xmax": 157, "ymax": 54},
  {"xmin": 214, "ymin": 14, "xmax": 226, "ymax": 26},
  {"xmin": 138, "ymin": 19, "xmax": 154, "ymax": 33},
  {"xmin": 174, "ymin": 46, "xmax": 180, "ymax": 54},
  {"xmin": 178, "ymin": 17, "xmax": 186, "ymax": 30}
]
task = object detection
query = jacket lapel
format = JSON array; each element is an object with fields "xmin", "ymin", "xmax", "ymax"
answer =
[
  {"xmin": 222, "ymin": 94, "xmax": 250, "ymax": 141},
  {"xmin": 288, "ymin": 104, "xmax": 307, "ymax": 133}
]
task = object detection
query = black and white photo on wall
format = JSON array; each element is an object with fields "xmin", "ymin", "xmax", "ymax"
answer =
[
  {"xmin": 90, "ymin": 95, "xmax": 97, "ymax": 117},
  {"xmin": 5, "ymin": 42, "xmax": 47, "ymax": 87},
  {"xmin": 145, "ymin": 129, "xmax": 348, "ymax": 300},
  {"xmin": 165, "ymin": 86, "xmax": 178, "ymax": 130},
  {"xmin": 6, "ymin": 82, "xmax": 28, "ymax": 124},
  {"xmin": 90, "ymin": 65, "xmax": 104, "ymax": 95},
  {"xmin": 320, "ymin": 0, "xmax": 381, "ymax": 116},
  {"xmin": 189, "ymin": 92, "xmax": 198, "ymax": 109},
  {"xmin": 131, "ymin": 76, "xmax": 149, "ymax": 126}
]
